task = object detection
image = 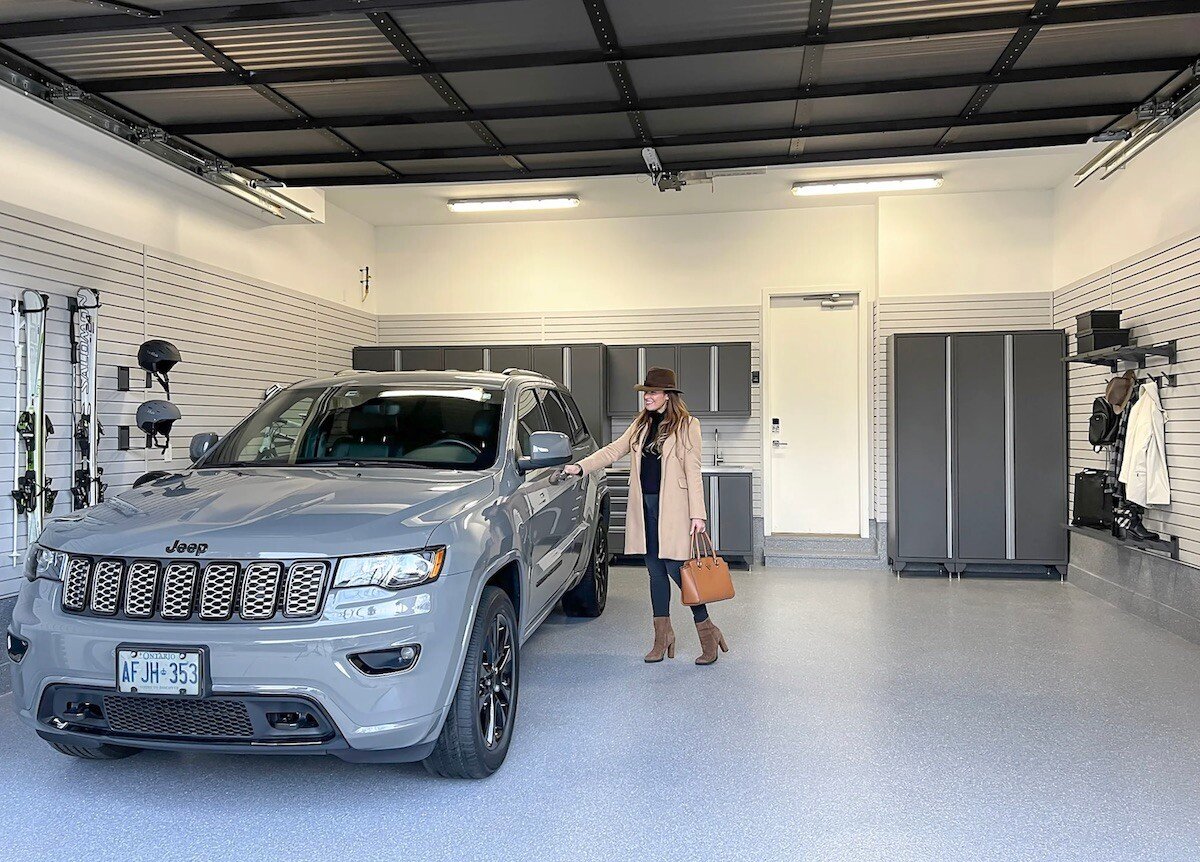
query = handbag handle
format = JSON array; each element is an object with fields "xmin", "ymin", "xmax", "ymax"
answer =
[{"xmin": 691, "ymin": 529, "xmax": 716, "ymax": 561}]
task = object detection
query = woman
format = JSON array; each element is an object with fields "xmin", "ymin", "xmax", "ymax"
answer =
[{"xmin": 564, "ymin": 367, "xmax": 730, "ymax": 666}]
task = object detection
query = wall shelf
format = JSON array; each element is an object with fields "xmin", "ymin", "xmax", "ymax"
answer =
[
  {"xmin": 1067, "ymin": 523, "xmax": 1179, "ymax": 561},
  {"xmin": 1063, "ymin": 340, "xmax": 1176, "ymax": 371}
]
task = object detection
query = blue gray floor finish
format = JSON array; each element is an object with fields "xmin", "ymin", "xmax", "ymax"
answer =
[{"xmin": 3, "ymin": 566, "xmax": 1200, "ymax": 862}]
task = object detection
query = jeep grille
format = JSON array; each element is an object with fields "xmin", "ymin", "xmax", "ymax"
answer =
[{"xmin": 61, "ymin": 557, "xmax": 330, "ymax": 622}]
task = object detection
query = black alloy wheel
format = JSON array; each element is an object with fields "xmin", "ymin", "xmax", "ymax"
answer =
[{"xmin": 477, "ymin": 613, "xmax": 514, "ymax": 750}]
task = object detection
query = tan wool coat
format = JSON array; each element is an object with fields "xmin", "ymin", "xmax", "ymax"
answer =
[{"xmin": 578, "ymin": 414, "xmax": 706, "ymax": 561}]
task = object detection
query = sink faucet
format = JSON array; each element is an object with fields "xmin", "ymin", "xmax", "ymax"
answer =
[{"xmin": 713, "ymin": 428, "xmax": 723, "ymax": 466}]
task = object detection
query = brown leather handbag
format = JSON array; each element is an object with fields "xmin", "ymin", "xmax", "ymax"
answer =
[{"xmin": 680, "ymin": 532, "xmax": 735, "ymax": 606}]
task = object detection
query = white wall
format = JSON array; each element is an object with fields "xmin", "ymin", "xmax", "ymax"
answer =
[
  {"xmin": 0, "ymin": 85, "xmax": 376, "ymax": 311},
  {"xmin": 376, "ymin": 205, "xmax": 878, "ymax": 312},
  {"xmin": 1053, "ymin": 109, "xmax": 1200, "ymax": 289},
  {"xmin": 878, "ymin": 190, "xmax": 1053, "ymax": 297},
  {"xmin": 375, "ymin": 190, "xmax": 1057, "ymax": 314}
]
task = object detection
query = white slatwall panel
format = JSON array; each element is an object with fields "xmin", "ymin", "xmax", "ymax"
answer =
[
  {"xmin": 1051, "ymin": 271, "xmax": 1113, "ymax": 525},
  {"xmin": 142, "ymin": 251, "xmax": 322, "ymax": 474},
  {"xmin": 377, "ymin": 307, "xmax": 765, "ymax": 517},
  {"xmin": 0, "ymin": 202, "xmax": 372, "ymax": 599},
  {"xmin": 1054, "ymin": 231, "xmax": 1200, "ymax": 568},
  {"xmin": 872, "ymin": 292, "xmax": 1056, "ymax": 522},
  {"xmin": 0, "ymin": 206, "xmax": 146, "ymax": 597}
]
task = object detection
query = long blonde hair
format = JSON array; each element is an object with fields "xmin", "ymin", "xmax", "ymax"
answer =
[{"xmin": 632, "ymin": 391, "xmax": 692, "ymax": 458}]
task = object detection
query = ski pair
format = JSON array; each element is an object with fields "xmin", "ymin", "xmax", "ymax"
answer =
[
  {"xmin": 70, "ymin": 288, "xmax": 105, "ymax": 510},
  {"xmin": 12, "ymin": 291, "xmax": 55, "ymax": 549},
  {"xmin": 10, "ymin": 289, "xmax": 105, "ymax": 552}
]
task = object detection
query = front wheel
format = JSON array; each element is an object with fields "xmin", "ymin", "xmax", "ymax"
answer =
[
  {"xmin": 562, "ymin": 517, "xmax": 609, "ymax": 618},
  {"xmin": 423, "ymin": 586, "xmax": 519, "ymax": 779}
]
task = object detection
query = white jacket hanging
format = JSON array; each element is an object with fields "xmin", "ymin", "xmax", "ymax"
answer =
[{"xmin": 1118, "ymin": 380, "xmax": 1170, "ymax": 507}]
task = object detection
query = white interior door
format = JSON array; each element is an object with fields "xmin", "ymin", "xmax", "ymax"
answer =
[{"xmin": 767, "ymin": 295, "xmax": 860, "ymax": 535}]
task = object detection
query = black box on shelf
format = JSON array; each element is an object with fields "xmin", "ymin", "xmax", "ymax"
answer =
[
  {"xmin": 1077, "ymin": 329, "xmax": 1131, "ymax": 353},
  {"xmin": 1076, "ymin": 309, "xmax": 1122, "ymax": 332}
]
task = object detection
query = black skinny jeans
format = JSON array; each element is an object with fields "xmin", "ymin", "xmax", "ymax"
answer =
[{"xmin": 642, "ymin": 493, "xmax": 709, "ymax": 623}]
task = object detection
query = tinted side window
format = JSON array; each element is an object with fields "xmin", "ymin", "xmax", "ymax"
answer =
[
  {"xmin": 515, "ymin": 388, "xmax": 549, "ymax": 455},
  {"xmin": 559, "ymin": 391, "xmax": 589, "ymax": 443},
  {"xmin": 539, "ymin": 390, "xmax": 575, "ymax": 440}
]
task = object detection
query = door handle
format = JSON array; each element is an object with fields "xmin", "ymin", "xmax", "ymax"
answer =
[{"xmin": 771, "ymin": 440, "xmax": 788, "ymax": 448}]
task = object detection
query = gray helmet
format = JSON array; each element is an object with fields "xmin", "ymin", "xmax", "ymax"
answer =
[{"xmin": 136, "ymin": 399, "xmax": 181, "ymax": 451}]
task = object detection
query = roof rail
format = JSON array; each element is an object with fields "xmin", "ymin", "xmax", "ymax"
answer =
[{"xmin": 501, "ymin": 367, "xmax": 554, "ymax": 381}]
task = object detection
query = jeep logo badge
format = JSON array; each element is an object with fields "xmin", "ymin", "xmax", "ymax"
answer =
[{"xmin": 165, "ymin": 539, "xmax": 208, "ymax": 555}]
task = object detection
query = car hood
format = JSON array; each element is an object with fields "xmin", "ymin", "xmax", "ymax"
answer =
[{"xmin": 39, "ymin": 466, "xmax": 496, "ymax": 560}]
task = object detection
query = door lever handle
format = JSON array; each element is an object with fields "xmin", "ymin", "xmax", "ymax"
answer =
[{"xmin": 771, "ymin": 440, "xmax": 788, "ymax": 448}]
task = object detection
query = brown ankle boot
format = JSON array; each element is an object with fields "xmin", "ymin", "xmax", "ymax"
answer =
[
  {"xmin": 645, "ymin": 617, "xmax": 676, "ymax": 663},
  {"xmin": 694, "ymin": 619, "xmax": 729, "ymax": 666}
]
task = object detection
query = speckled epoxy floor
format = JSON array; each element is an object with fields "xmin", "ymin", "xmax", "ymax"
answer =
[{"xmin": 3, "ymin": 566, "xmax": 1200, "ymax": 862}]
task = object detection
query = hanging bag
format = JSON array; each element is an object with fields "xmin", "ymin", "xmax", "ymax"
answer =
[
  {"xmin": 680, "ymin": 531, "xmax": 735, "ymax": 606},
  {"xmin": 1088, "ymin": 396, "xmax": 1119, "ymax": 451}
]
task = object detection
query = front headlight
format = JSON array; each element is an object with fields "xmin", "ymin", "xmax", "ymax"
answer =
[
  {"xmin": 23, "ymin": 545, "xmax": 68, "ymax": 582},
  {"xmin": 333, "ymin": 548, "xmax": 446, "ymax": 591}
]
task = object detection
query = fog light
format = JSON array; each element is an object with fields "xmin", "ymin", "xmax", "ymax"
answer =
[
  {"xmin": 267, "ymin": 711, "xmax": 319, "ymax": 730},
  {"xmin": 6, "ymin": 631, "xmax": 28, "ymax": 663},
  {"xmin": 63, "ymin": 701, "xmax": 103, "ymax": 722},
  {"xmin": 349, "ymin": 644, "xmax": 422, "ymax": 675}
]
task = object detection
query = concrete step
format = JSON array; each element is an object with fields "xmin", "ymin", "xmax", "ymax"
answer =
[
  {"xmin": 763, "ymin": 532, "xmax": 878, "ymax": 556},
  {"xmin": 765, "ymin": 552, "xmax": 888, "ymax": 570}
]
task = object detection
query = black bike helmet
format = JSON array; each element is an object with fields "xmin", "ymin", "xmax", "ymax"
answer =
[
  {"xmin": 136, "ymin": 399, "xmax": 182, "ymax": 452},
  {"xmin": 138, "ymin": 339, "xmax": 181, "ymax": 397}
]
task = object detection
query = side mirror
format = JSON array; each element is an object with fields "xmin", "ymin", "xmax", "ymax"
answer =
[
  {"xmin": 190, "ymin": 432, "xmax": 219, "ymax": 463},
  {"xmin": 517, "ymin": 430, "xmax": 572, "ymax": 473}
]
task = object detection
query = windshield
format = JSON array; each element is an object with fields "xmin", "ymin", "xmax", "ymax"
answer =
[{"xmin": 202, "ymin": 383, "xmax": 505, "ymax": 470}]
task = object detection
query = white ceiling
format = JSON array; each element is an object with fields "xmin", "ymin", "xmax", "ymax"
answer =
[{"xmin": 324, "ymin": 144, "xmax": 1101, "ymax": 227}]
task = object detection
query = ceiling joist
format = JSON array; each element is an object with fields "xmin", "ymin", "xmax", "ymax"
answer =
[
  {"xmin": 297, "ymin": 133, "xmax": 1094, "ymax": 186},
  {"xmin": 235, "ymin": 102, "xmax": 1132, "ymax": 167},
  {"xmin": 163, "ymin": 57, "xmax": 1193, "ymax": 137},
  {"xmin": 74, "ymin": 1, "xmax": 1200, "ymax": 94},
  {"xmin": 0, "ymin": 0, "xmax": 513, "ymax": 39}
]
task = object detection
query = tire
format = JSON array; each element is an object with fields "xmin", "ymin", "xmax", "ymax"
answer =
[
  {"xmin": 49, "ymin": 741, "xmax": 139, "ymax": 760},
  {"xmin": 562, "ymin": 516, "xmax": 609, "ymax": 618},
  {"xmin": 423, "ymin": 586, "xmax": 519, "ymax": 779}
]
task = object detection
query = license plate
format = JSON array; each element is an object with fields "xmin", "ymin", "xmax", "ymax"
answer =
[{"xmin": 117, "ymin": 647, "xmax": 203, "ymax": 696}]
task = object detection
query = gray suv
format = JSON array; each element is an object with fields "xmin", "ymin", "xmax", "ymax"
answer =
[{"xmin": 6, "ymin": 370, "xmax": 610, "ymax": 778}]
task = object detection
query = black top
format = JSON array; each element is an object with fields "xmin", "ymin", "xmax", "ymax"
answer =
[{"xmin": 639, "ymin": 411, "xmax": 666, "ymax": 495}]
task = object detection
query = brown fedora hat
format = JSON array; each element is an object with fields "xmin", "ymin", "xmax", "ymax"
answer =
[
  {"xmin": 635, "ymin": 366, "xmax": 682, "ymax": 393},
  {"xmin": 1105, "ymin": 369, "xmax": 1136, "ymax": 413}
]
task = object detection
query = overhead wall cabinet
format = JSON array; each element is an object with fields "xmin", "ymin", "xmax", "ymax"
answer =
[
  {"xmin": 351, "ymin": 343, "xmax": 608, "ymax": 444},
  {"xmin": 605, "ymin": 343, "xmax": 751, "ymax": 415},
  {"xmin": 886, "ymin": 331, "xmax": 1067, "ymax": 576}
]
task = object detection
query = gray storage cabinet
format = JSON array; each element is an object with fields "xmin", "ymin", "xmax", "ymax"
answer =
[
  {"xmin": 604, "ymin": 342, "xmax": 751, "ymax": 415},
  {"xmin": 887, "ymin": 331, "xmax": 1067, "ymax": 575}
]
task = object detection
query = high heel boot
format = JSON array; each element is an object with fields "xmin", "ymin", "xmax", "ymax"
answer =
[
  {"xmin": 694, "ymin": 618, "xmax": 729, "ymax": 666},
  {"xmin": 645, "ymin": 617, "xmax": 676, "ymax": 662}
]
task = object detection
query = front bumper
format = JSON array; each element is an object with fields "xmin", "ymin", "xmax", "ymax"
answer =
[{"xmin": 9, "ymin": 573, "xmax": 477, "ymax": 760}]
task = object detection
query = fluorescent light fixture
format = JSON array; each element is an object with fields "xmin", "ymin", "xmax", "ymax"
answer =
[
  {"xmin": 791, "ymin": 175, "xmax": 943, "ymax": 197},
  {"xmin": 447, "ymin": 196, "xmax": 580, "ymax": 213}
]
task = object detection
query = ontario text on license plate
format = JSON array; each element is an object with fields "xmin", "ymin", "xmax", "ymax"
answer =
[{"xmin": 117, "ymin": 648, "xmax": 202, "ymax": 696}]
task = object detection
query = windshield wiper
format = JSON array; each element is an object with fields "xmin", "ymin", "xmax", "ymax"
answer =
[{"xmin": 294, "ymin": 458, "xmax": 435, "ymax": 469}]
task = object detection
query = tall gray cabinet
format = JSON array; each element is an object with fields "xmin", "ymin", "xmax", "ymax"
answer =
[{"xmin": 886, "ymin": 331, "xmax": 1067, "ymax": 576}]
